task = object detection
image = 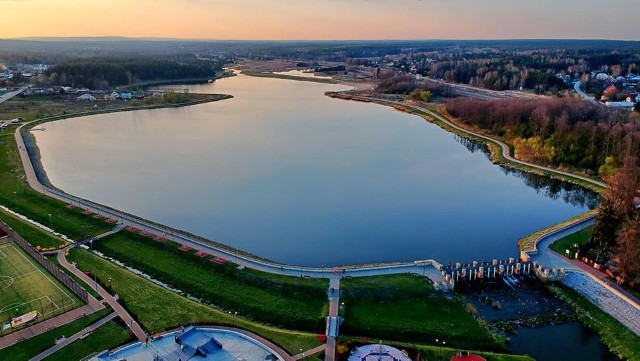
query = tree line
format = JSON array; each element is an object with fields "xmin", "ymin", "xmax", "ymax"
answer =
[
  {"xmin": 39, "ymin": 56, "xmax": 224, "ymax": 89},
  {"xmin": 445, "ymin": 97, "xmax": 640, "ymax": 173}
]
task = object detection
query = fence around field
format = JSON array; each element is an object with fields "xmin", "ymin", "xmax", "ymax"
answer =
[{"xmin": 0, "ymin": 221, "xmax": 89, "ymax": 303}]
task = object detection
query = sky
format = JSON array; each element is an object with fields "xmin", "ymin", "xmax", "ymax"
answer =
[{"xmin": 2, "ymin": 0, "xmax": 640, "ymax": 40}]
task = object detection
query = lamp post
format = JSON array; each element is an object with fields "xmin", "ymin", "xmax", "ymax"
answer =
[
  {"xmin": 47, "ymin": 213, "xmax": 52, "ymax": 230},
  {"xmin": 13, "ymin": 191, "xmax": 17, "ymax": 208},
  {"xmin": 300, "ymin": 348, "xmax": 305, "ymax": 360}
]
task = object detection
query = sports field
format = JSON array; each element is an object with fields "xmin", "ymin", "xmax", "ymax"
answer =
[{"xmin": 0, "ymin": 243, "xmax": 79, "ymax": 328}]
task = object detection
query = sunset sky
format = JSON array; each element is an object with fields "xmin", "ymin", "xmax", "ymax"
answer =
[{"xmin": 2, "ymin": 0, "xmax": 639, "ymax": 40}]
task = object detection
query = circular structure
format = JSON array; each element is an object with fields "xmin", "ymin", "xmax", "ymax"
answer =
[
  {"xmin": 451, "ymin": 353, "xmax": 486, "ymax": 361},
  {"xmin": 348, "ymin": 344, "xmax": 411, "ymax": 361}
]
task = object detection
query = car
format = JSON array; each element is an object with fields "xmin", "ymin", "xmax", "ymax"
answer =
[{"xmin": 11, "ymin": 117, "xmax": 22, "ymax": 123}]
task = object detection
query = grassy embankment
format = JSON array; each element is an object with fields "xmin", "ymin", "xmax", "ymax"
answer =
[
  {"xmin": 241, "ymin": 70, "xmax": 337, "ymax": 84},
  {"xmin": 548, "ymin": 226, "xmax": 594, "ymax": 258},
  {"xmin": 92, "ymin": 231, "xmax": 328, "ymax": 332},
  {"xmin": 67, "ymin": 247, "xmax": 323, "ymax": 354},
  {"xmin": 516, "ymin": 210, "xmax": 598, "ymax": 253},
  {"xmin": 339, "ymin": 274, "xmax": 506, "ymax": 352},
  {"xmin": 548, "ymin": 284, "xmax": 640, "ymax": 361},
  {"xmin": 0, "ymin": 308, "xmax": 112, "ymax": 360},
  {"xmin": 0, "ymin": 101, "xmax": 114, "ymax": 243},
  {"xmin": 44, "ymin": 320, "xmax": 132, "ymax": 361}
]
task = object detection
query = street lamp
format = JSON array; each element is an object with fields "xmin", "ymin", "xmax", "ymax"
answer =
[
  {"xmin": 300, "ymin": 348, "xmax": 305, "ymax": 360},
  {"xmin": 47, "ymin": 213, "xmax": 52, "ymax": 230},
  {"xmin": 13, "ymin": 191, "xmax": 17, "ymax": 208}
]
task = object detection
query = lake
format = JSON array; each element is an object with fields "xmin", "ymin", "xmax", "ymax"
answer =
[{"xmin": 34, "ymin": 74, "xmax": 598, "ymax": 266}]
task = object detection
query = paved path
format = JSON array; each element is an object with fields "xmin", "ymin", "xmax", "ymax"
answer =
[
  {"xmin": 0, "ymin": 86, "xmax": 28, "ymax": 105},
  {"xmin": 56, "ymin": 251, "xmax": 147, "ymax": 343},
  {"xmin": 30, "ymin": 312, "xmax": 117, "ymax": 361},
  {"xmin": 324, "ymin": 278, "xmax": 341, "ymax": 361},
  {"xmin": 574, "ymin": 81, "xmax": 600, "ymax": 105},
  {"xmin": 293, "ymin": 344, "xmax": 327, "ymax": 360}
]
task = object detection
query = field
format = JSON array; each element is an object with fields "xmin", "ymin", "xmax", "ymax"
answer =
[
  {"xmin": 339, "ymin": 274, "xmax": 504, "ymax": 352},
  {"xmin": 0, "ymin": 308, "xmax": 112, "ymax": 360},
  {"xmin": 0, "ymin": 243, "xmax": 79, "ymax": 328},
  {"xmin": 66, "ymin": 248, "xmax": 323, "ymax": 354},
  {"xmin": 92, "ymin": 231, "xmax": 329, "ymax": 331}
]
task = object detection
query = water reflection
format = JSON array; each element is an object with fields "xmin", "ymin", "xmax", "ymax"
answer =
[{"xmin": 455, "ymin": 135, "xmax": 600, "ymax": 209}]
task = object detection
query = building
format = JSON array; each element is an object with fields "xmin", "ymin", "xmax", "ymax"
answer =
[{"xmin": 119, "ymin": 92, "xmax": 132, "ymax": 100}]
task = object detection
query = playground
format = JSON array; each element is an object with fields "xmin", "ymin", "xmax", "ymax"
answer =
[{"xmin": 0, "ymin": 243, "xmax": 78, "ymax": 330}]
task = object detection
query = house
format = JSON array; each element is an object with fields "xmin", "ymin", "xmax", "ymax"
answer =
[
  {"xmin": 77, "ymin": 94, "xmax": 96, "ymax": 102},
  {"xmin": 595, "ymin": 73, "xmax": 610, "ymax": 81},
  {"xmin": 626, "ymin": 93, "xmax": 638, "ymax": 103},
  {"xmin": 119, "ymin": 92, "xmax": 132, "ymax": 100},
  {"xmin": 110, "ymin": 91, "xmax": 120, "ymax": 99},
  {"xmin": 605, "ymin": 101, "xmax": 634, "ymax": 109}
]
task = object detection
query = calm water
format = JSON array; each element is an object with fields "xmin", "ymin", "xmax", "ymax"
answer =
[
  {"xmin": 34, "ymin": 75, "xmax": 597, "ymax": 266},
  {"xmin": 508, "ymin": 323, "xmax": 619, "ymax": 361}
]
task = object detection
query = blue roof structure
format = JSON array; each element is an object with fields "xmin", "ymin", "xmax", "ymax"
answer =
[{"xmin": 174, "ymin": 326, "xmax": 223, "ymax": 359}]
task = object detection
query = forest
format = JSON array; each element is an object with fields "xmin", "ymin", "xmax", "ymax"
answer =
[
  {"xmin": 445, "ymin": 97, "xmax": 640, "ymax": 173},
  {"xmin": 40, "ymin": 56, "xmax": 224, "ymax": 89}
]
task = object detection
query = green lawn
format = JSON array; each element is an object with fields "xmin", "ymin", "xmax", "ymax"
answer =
[
  {"xmin": 549, "ymin": 226, "xmax": 593, "ymax": 258},
  {"xmin": 340, "ymin": 274, "xmax": 504, "ymax": 352},
  {"xmin": 92, "ymin": 231, "xmax": 328, "ymax": 332},
  {"xmin": 66, "ymin": 248, "xmax": 322, "ymax": 354},
  {"xmin": 548, "ymin": 284, "xmax": 640, "ymax": 361},
  {"xmin": 0, "ymin": 308, "xmax": 111, "ymax": 360},
  {"xmin": 44, "ymin": 319, "xmax": 133, "ymax": 361},
  {"xmin": 0, "ymin": 243, "xmax": 81, "ymax": 326},
  {"xmin": 0, "ymin": 208, "xmax": 66, "ymax": 249}
]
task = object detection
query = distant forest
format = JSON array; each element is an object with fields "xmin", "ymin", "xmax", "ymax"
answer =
[{"xmin": 41, "ymin": 56, "xmax": 224, "ymax": 89}]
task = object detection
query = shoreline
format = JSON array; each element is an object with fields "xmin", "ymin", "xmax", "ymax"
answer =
[{"xmin": 15, "ymin": 82, "xmax": 600, "ymax": 271}]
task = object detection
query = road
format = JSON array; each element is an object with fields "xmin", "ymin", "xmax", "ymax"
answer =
[
  {"xmin": 574, "ymin": 81, "xmax": 600, "ymax": 105},
  {"xmin": 0, "ymin": 86, "xmax": 28, "ymax": 105}
]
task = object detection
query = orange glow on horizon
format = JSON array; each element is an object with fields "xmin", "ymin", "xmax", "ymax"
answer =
[{"xmin": 2, "ymin": 0, "xmax": 638, "ymax": 41}]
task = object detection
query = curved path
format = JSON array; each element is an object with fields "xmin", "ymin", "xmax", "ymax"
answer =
[
  {"xmin": 574, "ymin": 81, "xmax": 600, "ymax": 106},
  {"xmin": 56, "ymin": 251, "xmax": 147, "ymax": 343}
]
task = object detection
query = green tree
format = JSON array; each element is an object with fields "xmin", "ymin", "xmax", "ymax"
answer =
[{"xmin": 599, "ymin": 156, "xmax": 617, "ymax": 177}]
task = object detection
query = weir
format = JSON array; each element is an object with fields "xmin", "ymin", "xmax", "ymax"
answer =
[{"xmin": 437, "ymin": 257, "xmax": 567, "ymax": 290}]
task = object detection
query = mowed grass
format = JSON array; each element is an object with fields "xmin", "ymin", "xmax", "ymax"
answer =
[
  {"xmin": 67, "ymin": 248, "xmax": 323, "ymax": 354},
  {"xmin": 93, "ymin": 231, "xmax": 328, "ymax": 331},
  {"xmin": 44, "ymin": 319, "xmax": 133, "ymax": 361},
  {"xmin": 549, "ymin": 226, "xmax": 593, "ymax": 259},
  {"xmin": 340, "ymin": 274, "xmax": 504, "ymax": 352},
  {"xmin": 0, "ymin": 243, "xmax": 80, "ymax": 326},
  {"xmin": 0, "ymin": 308, "xmax": 112, "ymax": 360},
  {"xmin": 0, "ymin": 208, "xmax": 67, "ymax": 249}
]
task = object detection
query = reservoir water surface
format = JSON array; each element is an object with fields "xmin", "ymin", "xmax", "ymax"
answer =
[{"xmin": 34, "ymin": 75, "xmax": 597, "ymax": 266}]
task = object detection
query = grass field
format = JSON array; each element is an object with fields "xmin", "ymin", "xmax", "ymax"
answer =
[
  {"xmin": 340, "ymin": 274, "xmax": 504, "ymax": 352},
  {"xmin": 549, "ymin": 226, "xmax": 593, "ymax": 258},
  {"xmin": 92, "ymin": 231, "xmax": 328, "ymax": 332},
  {"xmin": 0, "ymin": 243, "xmax": 80, "ymax": 328},
  {"xmin": 44, "ymin": 319, "xmax": 133, "ymax": 361},
  {"xmin": 66, "ymin": 248, "xmax": 323, "ymax": 354}
]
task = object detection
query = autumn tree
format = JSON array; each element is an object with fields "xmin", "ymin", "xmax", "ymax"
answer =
[{"xmin": 614, "ymin": 216, "xmax": 640, "ymax": 285}]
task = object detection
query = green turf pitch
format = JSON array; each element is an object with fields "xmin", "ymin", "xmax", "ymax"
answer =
[{"xmin": 0, "ymin": 243, "xmax": 79, "ymax": 327}]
